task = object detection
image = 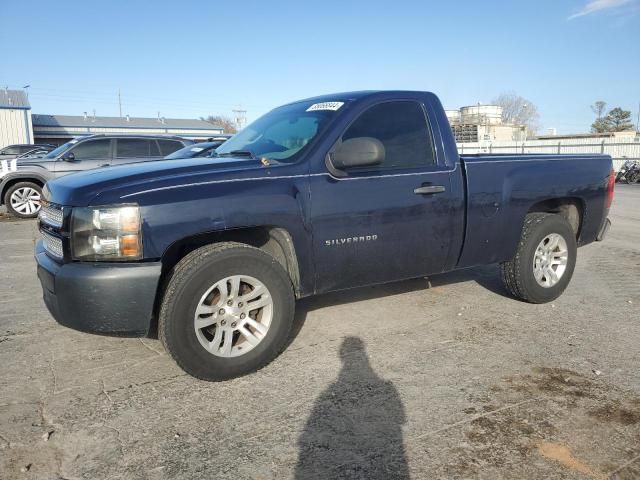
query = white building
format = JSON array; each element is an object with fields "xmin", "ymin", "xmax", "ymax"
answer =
[
  {"xmin": 446, "ymin": 104, "xmax": 525, "ymax": 143},
  {"xmin": 0, "ymin": 89, "xmax": 34, "ymax": 148}
]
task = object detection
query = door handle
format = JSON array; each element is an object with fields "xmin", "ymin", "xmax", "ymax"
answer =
[
  {"xmin": 414, "ymin": 185, "xmax": 446, "ymax": 195},
  {"xmin": 99, "ymin": 164, "xmax": 110, "ymax": 167}
]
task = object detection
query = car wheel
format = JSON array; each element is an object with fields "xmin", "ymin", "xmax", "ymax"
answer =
[
  {"xmin": 501, "ymin": 213, "xmax": 577, "ymax": 304},
  {"xmin": 159, "ymin": 242, "xmax": 295, "ymax": 381},
  {"xmin": 4, "ymin": 182, "xmax": 43, "ymax": 218}
]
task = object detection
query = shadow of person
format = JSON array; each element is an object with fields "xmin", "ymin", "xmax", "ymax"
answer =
[{"xmin": 295, "ymin": 337, "xmax": 410, "ymax": 480}]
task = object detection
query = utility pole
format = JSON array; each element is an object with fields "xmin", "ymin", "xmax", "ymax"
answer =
[
  {"xmin": 118, "ymin": 89, "xmax": 122, "ymax": 118},
  {"xmin": 232, "ymin": 106, "xmax": 247, "ymax": 130}
]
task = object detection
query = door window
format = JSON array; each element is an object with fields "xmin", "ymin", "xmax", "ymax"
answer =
[
  {"xmin": 158, "ymin": 140, "xmax": 183, "ymax": 156},
  {"xmin": 116, "ymin": 139, "xmax": 153, "ymax": 158},
  {"xmin": 341, "ymin": 101, "xmax": 435, "ymax": 170},
  {"xmin": 70, "ymin": 139, "xmax": 111, "ymax": 160}
]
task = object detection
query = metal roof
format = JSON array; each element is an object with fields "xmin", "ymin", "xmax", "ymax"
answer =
[
  {"xmin": 0, "ymin": 89, "xmax": 30, "ymax": 109},
  {"xmin": 31, "ymin": 114, "xmax": 222, "ymax": 130}
]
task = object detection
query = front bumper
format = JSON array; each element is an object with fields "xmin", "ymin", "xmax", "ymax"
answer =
[
  {"xmin": 596, "ymin": 217, "xmax": 611, "ymax": 241},
  {"xmin": 35, "ymin": 240, "xmax": 162, "ymax": 336}
]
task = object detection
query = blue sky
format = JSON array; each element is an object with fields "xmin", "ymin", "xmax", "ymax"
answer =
[{"xmin": 1, "ymin": 0, "xmax": 638, "ymax": 133}]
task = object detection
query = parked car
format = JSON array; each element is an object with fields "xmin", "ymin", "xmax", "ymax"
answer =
[
  {"xmin": 164, "ymin": 140, "xmax": 226, "ymax": 160},
  {"xmin": 0, "ymin": 135, "xmax": 191, "ymax": 218},
  {"xmin": 0, "ymin": 144, "xmax": 55, "ymax": 160},
  {"xmin": 35, "ymin": 91, "xmax": 613, "ymax": 381}
]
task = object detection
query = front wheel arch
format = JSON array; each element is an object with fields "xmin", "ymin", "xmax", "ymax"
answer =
[
  {"xmin": 1, "ymin": 176, "xmax": 45, "ymax": 206},
  {"xmin": 158, "ymin": 226, "xmax": 301, "ymax": 296}
]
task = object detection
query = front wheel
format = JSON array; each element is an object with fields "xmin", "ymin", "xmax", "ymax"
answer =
[
  {"xmin": 159, "ymin": 242, "xmax": 295, "ymax": 381},
  {"xmin": 4, "ymin": 181, "xmax": 43, "ymax": 218},
  {"xmin": 501, "ymin": 213, "xmax": 577, "ymax": 304}
]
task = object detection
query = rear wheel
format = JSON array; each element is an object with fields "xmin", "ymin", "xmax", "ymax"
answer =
[
  {"xmin": 501, "ymin": 213, "xmax": 577, "ymax": 304},
  {"xmin": 4, "ymin": 181, "xmax": 43, "ymax": 218},
  {"xmin": 159, "ymin": 242, "xmax": 295, "ymax": 381}
]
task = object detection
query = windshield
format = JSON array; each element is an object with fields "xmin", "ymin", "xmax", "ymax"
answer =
[
  {"xmin": 216, "ymin": 101, "xmax": 343, "ymax": 162},
  {"xmin": 165, "ymin": 143, "xmax": 216, "ymax": 160},
  {"xmin": 44, "ymin": 140, "xmax": 78, "ymax": 159}
]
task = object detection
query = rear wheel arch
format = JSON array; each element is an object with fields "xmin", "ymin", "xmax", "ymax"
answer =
[{"xmin": 527, "ymin": 197, "xmax": 584, "ymax": 239}]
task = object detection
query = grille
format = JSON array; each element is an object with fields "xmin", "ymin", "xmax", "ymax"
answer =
[
  {"xmin": 41, "ymin": 230, "xmax": 63, "ymax": 259},
  {"xmin": 39, "ymin": 203, "xmax": 64, "ymax": 228}
]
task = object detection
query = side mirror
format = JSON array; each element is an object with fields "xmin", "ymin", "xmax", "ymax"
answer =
[
  {"xmin": 62, "ymin": 152, "xmax": 76, "ymax": 162},
  {"xmin": 330, "ymin": 137, "xmax": 385, "ymax": 171}
]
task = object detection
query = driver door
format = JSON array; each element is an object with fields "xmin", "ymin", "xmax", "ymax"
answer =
[{"xmin": 309, "ymin": 100, "xmax": 458, "ymax": 293}]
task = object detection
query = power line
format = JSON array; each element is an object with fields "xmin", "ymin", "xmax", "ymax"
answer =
[{"xmin": 232, "ymin": 106, "xmax": 247, "ymax": 129}]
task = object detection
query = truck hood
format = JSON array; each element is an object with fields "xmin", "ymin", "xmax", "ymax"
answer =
[{"xmin": 44, "ymin": 157, "xmax": 277, "ymax": 206}]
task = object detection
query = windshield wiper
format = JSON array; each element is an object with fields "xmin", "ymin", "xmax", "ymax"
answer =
[{"xmin": 218, "ymin": 150, "xmax": 256, "ymax": 159}]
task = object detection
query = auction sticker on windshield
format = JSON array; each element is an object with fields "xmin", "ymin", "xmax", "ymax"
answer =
[{"xmin": 306, "ymin": 102, "xmax": 344, "ymax": 112}]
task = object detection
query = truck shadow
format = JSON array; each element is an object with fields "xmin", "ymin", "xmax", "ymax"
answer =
[
  {"xmin": 149, "ymin": 265, "xmax": 509, "ymax": 342},
  {"xmin": 287, "ymin": 264, "xmax": 509, "ymax": 347}
]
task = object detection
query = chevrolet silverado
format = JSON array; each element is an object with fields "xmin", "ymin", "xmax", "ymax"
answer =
[{"xmin": 35, "ymin": 91, "xmax": 614, "ymax": 380}]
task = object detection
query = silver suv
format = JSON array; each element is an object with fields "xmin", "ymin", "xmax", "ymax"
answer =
[{"xmin": 0, "ymin": 135, "xmax": 191, "ymax": 218}]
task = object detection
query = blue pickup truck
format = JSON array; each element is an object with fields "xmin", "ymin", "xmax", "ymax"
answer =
[{"xmin": 35, "ymin": 91, "xmax": 614, "ymax": 381}]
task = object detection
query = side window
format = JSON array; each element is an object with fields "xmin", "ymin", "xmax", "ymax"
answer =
[
  {"xmin": 150, "ymin": 141, "xmax": 161, "ymax": 157},
  {"xmin": 158, "ymin": 140, "xmax": 183, "ymax": 156},
  {"xmin": 116, "ymin": 139, "xmax": 151, "ymax": 158},
  {"xmin": 2, "ymin": 146, "xmax": 22, "ymax": 155},
  {"xmin": 342, "ymin": 101, "xmax": 435, "ymax": 170},
  {"xmin": 70, "ymin": 139, "xmax": 111, "ymax": 160}
]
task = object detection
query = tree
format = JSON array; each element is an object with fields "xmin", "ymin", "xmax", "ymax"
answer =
[
  {"xmin": 492, "ymin": 92, "xmax": 540, "ymax": 134},
  {"xmin": 591, "ymin": 101, "xmax": 607, "ymax": 119},
  {"xmin": 591, "ymin": 117, "xmax": 610, "ymax": 133},
  {"xmin": 606, "ymin": 107, "xmax": 634, "ymax": 131},
  {"xmin": 201, "ymin": 115, "xmax": 238, "ymax": 134},
  {"xmin": 591, "ymin": 107, "xmax": 634, "ymax": 133}
]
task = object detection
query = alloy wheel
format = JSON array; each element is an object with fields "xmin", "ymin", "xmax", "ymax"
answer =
[
  {"xmin": 194, "ymin": 275, "xmax": 273, "ymax": 357},
  {"xmin": 10, "ymin": 187, "xmax": 41, "ymax": 215},
  {"xmin": 533, "ymin": 233, "xmax": 569, "ymax": 288}
]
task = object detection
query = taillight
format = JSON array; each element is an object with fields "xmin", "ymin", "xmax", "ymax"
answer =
[{"xmin": 606, "ymin": 168, "xmax": 615, "ymax": 209}]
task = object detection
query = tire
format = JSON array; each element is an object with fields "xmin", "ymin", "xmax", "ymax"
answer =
[
  {"xmin": 501, "ymin": 213, "xmax": 577, "ymax": 304},
  {"xmin": 4, "ymin": 181, "xmax": 43, "ymax": 218},
  {"xmin": 159, "ymin": 242, "xmax": 295, "ymax": 381}
]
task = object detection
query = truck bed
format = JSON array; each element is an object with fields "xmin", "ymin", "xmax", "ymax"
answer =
[{"xmin": 457, "ymin": 153, "xmax": 612, "ymax": 268}]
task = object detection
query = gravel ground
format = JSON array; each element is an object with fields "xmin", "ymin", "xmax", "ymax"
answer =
[{"xmin": 0, "ymin": 186, "xmax": 638, "ymax": 479}]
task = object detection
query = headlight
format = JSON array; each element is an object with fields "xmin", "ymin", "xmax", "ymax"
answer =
[{"xmin": 72, "ymin": 205, "xmax": 142, "ymax": 261}]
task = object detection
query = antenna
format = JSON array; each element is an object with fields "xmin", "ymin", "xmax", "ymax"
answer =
[{"xmin": 118, "ymin": 89, "xmax": 122, "ymax": 118}]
